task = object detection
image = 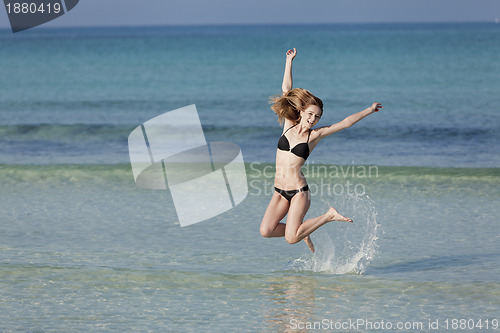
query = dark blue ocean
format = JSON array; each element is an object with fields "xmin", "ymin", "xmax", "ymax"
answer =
[
  {"xmin": 1, "ymin": 23, "xmax": 499, "ymax": 166},
  {"xmin": 0, "ymin": 23, "xmax": 499, "ymax": 332}
]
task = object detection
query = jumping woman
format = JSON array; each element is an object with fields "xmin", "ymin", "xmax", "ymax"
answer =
[{"xmin": 259, "ymin": 48, "xmax": 382, "ymax": 253}]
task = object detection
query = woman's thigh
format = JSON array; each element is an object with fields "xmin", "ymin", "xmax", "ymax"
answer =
[
  {"xmin": 260, "ymin": 193, "xmax": 290, "ymax": 231},
  {"xmin": 285, "ymin": 191, "xmax": 311, "ymax": 236}
]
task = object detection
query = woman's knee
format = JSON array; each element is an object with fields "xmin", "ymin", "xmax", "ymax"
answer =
[
  {"xmin": 260, "ymin": 226, "xmax": 273, "ymax": 238},
  {"xmin": 285, "ymin": 234, "xmax": 299, "ymax": 244}
]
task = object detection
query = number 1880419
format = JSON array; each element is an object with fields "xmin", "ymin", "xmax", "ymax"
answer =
[
  {"xmin": 5, "ymin": 2, "xmax": 62, "ymax": 14},
  {"xmin": 444, "ymin": 319, "xmax": 499, "ymax": 330}
]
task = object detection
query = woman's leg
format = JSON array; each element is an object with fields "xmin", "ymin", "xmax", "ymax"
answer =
[
  {"xmin": 260, "ymin": 192, "xmax": 290, "ymax": 238},
  {"xmin": 285, "ymin": 191, "xmax": 352, "ymax": 246}
]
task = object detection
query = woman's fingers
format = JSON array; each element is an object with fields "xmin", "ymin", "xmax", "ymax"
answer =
[
  {"xmin": 372, "ymin": 103, "xmax": 383, "ymax": 112},
  {"xmin": 286, "ymin": 48, "xmax": 297, "ymax": 59}
]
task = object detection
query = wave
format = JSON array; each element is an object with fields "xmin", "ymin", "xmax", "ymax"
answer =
[
  {"xmin": 0, "ymin": 123, "xmax": 275, "ymax": 144},
  {"xmin": 249, "ymin": 163, "xmax": 500, "ymax": 182},
  {"xmin": 183, "ymin": 124, "xmax": 500, "ymax": 143},
  {"xmin": 1, "ymin": 122, "xmax": 497, "ymax": 143},
  {"xmin": 335, "ymin": 125, "xmax": 499, "ymax": 142},
  {"xmin": 0, "ymin": 124, "xmax": 134, "ymax": 143},
  {"xmin": 1, "ymin": 163, "xmax": 498, "ymax": 187},
  {"xmin": 0, "ymin": 163, "xmax": 133, "ymax": 186}
]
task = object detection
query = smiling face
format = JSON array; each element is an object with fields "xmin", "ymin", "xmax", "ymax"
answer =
[{"xmin": 300, "ymin": 105, "xmax": 322, "ymax": 128}]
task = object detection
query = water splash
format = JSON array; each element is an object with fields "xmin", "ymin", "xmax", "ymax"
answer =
[{"xmin": 286, "ymin": 193, "xmax": 380, "ymax": 274}]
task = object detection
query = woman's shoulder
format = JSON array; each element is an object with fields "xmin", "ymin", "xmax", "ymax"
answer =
[{"xmin": 309, "ymin": 126, "xmax": 327, "ymax": 142}]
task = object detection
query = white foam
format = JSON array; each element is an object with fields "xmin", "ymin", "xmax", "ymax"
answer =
[{"xmin": 287, "ymin": 193, "xmax": 380, "ymax": 274}]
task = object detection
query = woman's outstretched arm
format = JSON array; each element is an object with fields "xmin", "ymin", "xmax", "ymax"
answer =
[
  {"xmin": 316, "ymin": 103, "xmax": 383, "ymax": 139},
  {"xmin": 281, "ymin": 48, "xmax": 297, "ymax": 94}
]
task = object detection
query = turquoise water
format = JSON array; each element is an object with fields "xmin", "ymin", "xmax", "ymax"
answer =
[
  {"xmin": 1, "ymin": 23, "xmax": 499, "ymax": 331},
  {"xmin": 1, "ymin": 164, "xmax": 498, "ymax": 331}
]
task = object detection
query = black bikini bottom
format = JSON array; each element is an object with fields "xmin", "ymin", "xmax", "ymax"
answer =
[{"xmin": 274, "ymin": 185, "xmax": 309, "ymax": 202}]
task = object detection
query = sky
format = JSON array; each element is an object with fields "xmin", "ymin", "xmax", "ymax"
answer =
[{"xmin": 1, "ymin": 0, "xmax": 500, "ymax": 30}]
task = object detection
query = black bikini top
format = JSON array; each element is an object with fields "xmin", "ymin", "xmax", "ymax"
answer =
[{"xmin": 277, "ymin": 124, "xmax": 311, "ymax": 160}]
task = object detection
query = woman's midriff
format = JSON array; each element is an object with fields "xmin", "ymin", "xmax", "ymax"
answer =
[{"xmin": 274, "ymin": 151, "xmax": 307, "ymax": 190}]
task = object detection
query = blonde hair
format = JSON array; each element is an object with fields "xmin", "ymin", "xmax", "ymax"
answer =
[{"xmin": 270, "ymin": 88, "xmax": 323, "ymax": 125}]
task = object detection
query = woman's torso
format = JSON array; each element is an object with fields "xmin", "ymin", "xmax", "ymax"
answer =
[{"xmin": 274, "ymin": 124, "xmax": 319, "ymax": 190}]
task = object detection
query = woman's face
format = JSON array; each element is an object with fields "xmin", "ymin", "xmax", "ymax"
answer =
[{"xmin": 300, "ymin": 105, "xmax": 322, "ymax": 128}]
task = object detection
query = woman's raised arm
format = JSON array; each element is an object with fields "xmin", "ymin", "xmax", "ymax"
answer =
[
  {"xmin": 281, "ymin": 48, "xmax": 297, "ymax": 94},
  {"xmin": 316, "ymin": 103, "xmax": 383, "ymax": 139}
]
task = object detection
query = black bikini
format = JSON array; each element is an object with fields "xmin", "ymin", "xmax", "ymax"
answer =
[
  {"xmin": 274, "ymin": 185, "xmax": 310, "ymax": 202},
  {"xmin": 277, "ymin": 124, "xmax": 310, "ymax": 160},
  {"xmin": 274, "ymin": 124, "xmax": 311, "ymax": 202}
]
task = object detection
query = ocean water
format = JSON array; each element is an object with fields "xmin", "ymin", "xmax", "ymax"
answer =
[{"xmin": 0, "ymin": 23, "xmax": 499, "ymax": 332}]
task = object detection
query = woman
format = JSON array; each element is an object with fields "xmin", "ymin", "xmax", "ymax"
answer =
[{"xmin": 259, "ymin": 48, "xmax": 382, "ymax": 253}]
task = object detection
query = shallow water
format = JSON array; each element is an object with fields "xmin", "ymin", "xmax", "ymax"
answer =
[{"xmin": 1, "ymin": 164, "xmax": 498, "ymax": 331}]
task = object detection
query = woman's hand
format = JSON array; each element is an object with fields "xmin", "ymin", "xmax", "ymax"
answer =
[
  {"xmin": 370, "ymin": 103, "xmax": 383, "ymax": 113},
  {"xmin": 285, "ymin": 48, "xmax": 297, "ymax": 62}
]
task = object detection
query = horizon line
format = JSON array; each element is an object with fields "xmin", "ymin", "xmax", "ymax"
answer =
[{"xmin": 1, "ymin": 19, "xmax": 499, "ymax": 32}]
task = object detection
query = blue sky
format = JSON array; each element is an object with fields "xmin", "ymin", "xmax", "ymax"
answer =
[{"xmin": 1, "ymin": 0, "xmax": 500, "ymax": 29}]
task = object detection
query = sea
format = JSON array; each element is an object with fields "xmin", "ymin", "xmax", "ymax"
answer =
[{"xmin": 0, "ymin": 23, "xmax": 499, "ymax": 332}]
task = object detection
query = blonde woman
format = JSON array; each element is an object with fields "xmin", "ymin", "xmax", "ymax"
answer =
[{"xmin": 259, "ymin": 48, "xmax": 382, "ymax": 252}]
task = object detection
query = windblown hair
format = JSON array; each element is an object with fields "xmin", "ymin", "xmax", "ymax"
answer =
[{"xmin": 270, "ymin": 88, "xmax": 323, "ymax": 125}]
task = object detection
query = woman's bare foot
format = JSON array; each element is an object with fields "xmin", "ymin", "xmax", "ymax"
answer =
[
  {"xmin": 304, "ymin": 235, "xmax": 315, "ymax": 253},
  {"xmin": 326, "ymin": 206, "xmax": 353, "ymax": 223}
]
